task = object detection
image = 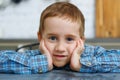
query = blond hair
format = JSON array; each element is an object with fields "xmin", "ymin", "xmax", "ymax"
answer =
[{"xmin": 39, "ymin": 2, "xmax": 85, "ymax": 38}]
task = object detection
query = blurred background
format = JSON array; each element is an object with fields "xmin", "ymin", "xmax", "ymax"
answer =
[{"xmin": 0, "ymin": 0, "xmax": 120, "ymax": 50}]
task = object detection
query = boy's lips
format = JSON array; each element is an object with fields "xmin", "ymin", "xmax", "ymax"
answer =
[
  {"xmin": 54, "ymin": 55, "xmax": 65, "ymax": 57},
  {"xmin": 53, "ymin": 54, "xmax": 67, "ymax": 60}
]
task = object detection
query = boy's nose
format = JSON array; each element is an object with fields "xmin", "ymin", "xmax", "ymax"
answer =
[{"xmin": 55, "ymin": 42, "xmax": 66, "ymax": 52}]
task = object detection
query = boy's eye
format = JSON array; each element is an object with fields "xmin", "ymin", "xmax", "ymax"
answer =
[
  {"xmin": 66, "ymin": 37, "xmax": 74, "ymax": 41},
  {"xmin": 49, "ymin": 36, "xmax": 57, "ymax": 41}
]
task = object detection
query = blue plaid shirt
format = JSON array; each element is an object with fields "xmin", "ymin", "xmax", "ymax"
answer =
[{"xmin": 0, "ymin": 44, "xmax": 120, "ymax": 74}]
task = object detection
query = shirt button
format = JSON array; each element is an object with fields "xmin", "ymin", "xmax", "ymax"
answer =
[
  {"xmin": 86, "ymin": 62, "xmax": 92, "ymax": 66},
  {"xmin": 39, "ymin": 67, "xmax": 42, "ymax": 73}
]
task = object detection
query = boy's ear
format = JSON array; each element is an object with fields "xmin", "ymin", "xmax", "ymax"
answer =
[{"xmin": 37, "ymin": 32, "xmax": 42, "ymax": 41}]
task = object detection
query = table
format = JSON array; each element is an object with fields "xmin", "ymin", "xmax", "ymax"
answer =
[{"xmin": 0, "ymin": 70, "xmax": 120, "ymax": 80}]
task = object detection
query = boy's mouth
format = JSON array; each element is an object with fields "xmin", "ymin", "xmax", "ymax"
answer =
[
  {"xmin": 54, "ymin": 55, "xmax": 65, "ymax": 57},
  {"xmin": 53, "ymin": 54, "xmax": 67, "ymax": 60}
]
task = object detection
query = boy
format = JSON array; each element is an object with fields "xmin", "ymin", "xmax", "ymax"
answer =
[{"xmin": 0, "ymin": 2, "xmax": 120, "ymax": 74}]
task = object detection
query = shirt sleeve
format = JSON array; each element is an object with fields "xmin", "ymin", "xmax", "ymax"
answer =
[
  {"xmin": 79, "ymin": 44, "xmax": 120, "ymax": 72},
  {"xmin": 0, "ymin": 50, "xmax": 49, "ymax": 74}
]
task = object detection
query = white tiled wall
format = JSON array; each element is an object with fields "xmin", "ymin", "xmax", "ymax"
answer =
[
  {"xmin": 71, "ymin": 0, "xmax": 95, "ymax": 38},
  {"xmin": 0, "ymin": 0, "xmax": 95, "ymax": 39}
]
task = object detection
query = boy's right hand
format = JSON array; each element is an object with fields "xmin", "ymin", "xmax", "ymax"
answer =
[{"xmin": 39, "ymin": 39, "xmax": 53, "ymax": 70}]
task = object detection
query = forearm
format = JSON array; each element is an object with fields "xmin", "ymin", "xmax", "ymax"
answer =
[
  {"xmin": 79, "ymin": 51, "xmax": 120, "ymax": 73},
  {"xmin": 0, "ymin": 50, "xmax": 50, "ymax": 74}
]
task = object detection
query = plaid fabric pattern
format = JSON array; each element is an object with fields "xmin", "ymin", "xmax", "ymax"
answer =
[
  {"xmin": 0, "ymin": 50, "xmax": 48, "ymax": 74},
  {"xmin": 0, "ymin": 44, "xmax": 120, "ymax": 74},
  {"xmin": 80, "ymin": 44, "xmax": 120, "ymax": 72}
]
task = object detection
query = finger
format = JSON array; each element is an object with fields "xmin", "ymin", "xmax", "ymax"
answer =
[
  {"xmin": 73, "ymin": 40, "xmax": 81, "ymax": 54},
  {"xmin": 39, "ymin": 39, "xmax": 44, "ymax": 54},
  {"xmin": 39, "ymin": 39, "xmax": 48, "ymax": 54},
  {"xmin": 77, "ymin": 39, "xmax": 84, "ymax": 54},
  {"xmin": 79, "ymin": 39, "xmax": 84, "ymax": 50}
]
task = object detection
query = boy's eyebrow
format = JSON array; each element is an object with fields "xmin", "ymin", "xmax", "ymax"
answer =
[
  {"xmin": 46, "ymin": 33, "xmax": 57, "ymax": 35},
  {"xmin": 47, "ymin": 33, "xmax": 78, "ymax": 38},
  {"xmin": 46, "ymin": 33, "xmax": 58, "ymax": 36},
  {"xmin": 65, "ymin": 34, "xmax": 78, "ymax": 38},
  {"xmin": 47, "ymin": 33, "xmax": 77, "ymax": 36}
]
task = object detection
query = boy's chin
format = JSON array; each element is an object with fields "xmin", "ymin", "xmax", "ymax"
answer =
[{"xmin": 53, "ymin": 62, "xmax": 67, "ymax": 67}]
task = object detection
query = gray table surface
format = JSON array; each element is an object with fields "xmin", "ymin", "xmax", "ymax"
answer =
[{"xmin": 0, "ymin": 70, "xmax": 120, "ymax": 80}]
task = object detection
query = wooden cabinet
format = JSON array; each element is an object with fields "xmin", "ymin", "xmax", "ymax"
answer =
[{"xmin": 96, "ymin": 0, "xmax": 120, "ymax": 38}]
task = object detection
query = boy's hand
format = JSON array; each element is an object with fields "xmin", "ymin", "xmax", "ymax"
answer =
[
  {"xmin": 70, "ymin": 39, "xmax": 84, "ymax": 71},
  {"xmin": 39, "ymin": 39, "xmax": 53, "ymax": 70}
]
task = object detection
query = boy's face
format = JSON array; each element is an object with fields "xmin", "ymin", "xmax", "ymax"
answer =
[{"xmin": 38, "ymin": 17, "xmax": 84, "ymax": 67}]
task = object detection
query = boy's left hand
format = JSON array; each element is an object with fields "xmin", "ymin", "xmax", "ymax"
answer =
[{"xmin": 70, "ymin": 39, "xmax": 84, "ymax": 71}]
